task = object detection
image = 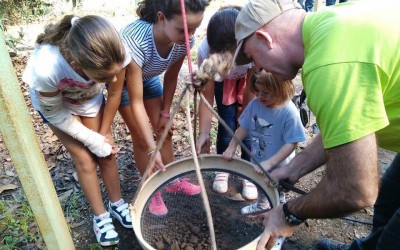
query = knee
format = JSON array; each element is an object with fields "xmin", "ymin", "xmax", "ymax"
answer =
[
  {"xmin": 74, "ymin": 155, "xmax": 97, "ymax": 174},
  {"xmin": 156, "ymin": 132, "xmax": 172, "ymax": 143}
]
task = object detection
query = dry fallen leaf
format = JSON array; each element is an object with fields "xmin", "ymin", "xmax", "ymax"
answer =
[{"xmin": 0, "ymin": 183, "xmax": 18, "ymax": 194}]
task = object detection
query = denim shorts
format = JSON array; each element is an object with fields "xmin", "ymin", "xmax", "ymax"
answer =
[
  {"xmin": 120, "ymin": 76, "xmax": 163, "ymax": 106},
  {"xmin": 38, "ymin": 111, "xmax": 50, "ymax": 124}
]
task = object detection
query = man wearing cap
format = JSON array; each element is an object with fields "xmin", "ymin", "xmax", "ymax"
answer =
[{"xmin": 233, "ymin": 0, "xmax": 400, "ymax": 249}]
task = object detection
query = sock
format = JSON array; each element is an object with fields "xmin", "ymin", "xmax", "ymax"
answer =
[
  {"xmin": 111, "ymin": 198, "xmax": 124, "ymax": 207},
  {"xmin": 95, "ymin": 211, "xmax": 110, "ymax": 220}
]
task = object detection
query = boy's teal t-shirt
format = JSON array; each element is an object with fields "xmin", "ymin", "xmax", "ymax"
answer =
[{"xmin": 301, "ymin": 0, "xmax": 400, "ymax": 152}]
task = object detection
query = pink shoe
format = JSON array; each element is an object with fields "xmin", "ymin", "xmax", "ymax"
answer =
[
  {"xmin": 149, "ymin": 191, "xmax": 168, "ymax": 216},
  {"xmin": 165, "ymin": 178, "xmax": 201, "ymax": 195}
]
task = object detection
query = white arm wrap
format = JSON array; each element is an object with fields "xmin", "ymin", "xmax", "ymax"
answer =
[{"xmin": 36, "ymin": 91, "xmax": 112, "ymax": 157}]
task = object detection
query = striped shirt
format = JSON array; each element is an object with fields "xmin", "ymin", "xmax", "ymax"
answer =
[{"xmin": 120, "ymin": 19, "xmax": 194, "ymax": 81}]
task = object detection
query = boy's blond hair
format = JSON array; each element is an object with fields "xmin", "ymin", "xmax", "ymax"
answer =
[{"xmin": 249, "ymin": 70, "xmax": 294, "ymax": 106}]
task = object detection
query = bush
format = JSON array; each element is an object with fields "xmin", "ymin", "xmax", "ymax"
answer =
[{"xmin": 0, "ymin": 0, "xmax": 51, "ymax": 26}]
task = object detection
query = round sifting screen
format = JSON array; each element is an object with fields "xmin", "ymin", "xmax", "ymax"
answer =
[{"xmin": 130, "ymin": 155, "xmax": 280, "ymax": 250}]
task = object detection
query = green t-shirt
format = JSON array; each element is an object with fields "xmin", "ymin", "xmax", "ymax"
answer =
[{"xmin": 302, "ymin": 0, "xmax": 400, "ymax": 152}]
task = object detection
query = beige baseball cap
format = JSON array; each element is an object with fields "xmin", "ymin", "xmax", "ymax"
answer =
[{"xmin": 234, "ymin": 0, "xmax": 302, "ymax": 65}]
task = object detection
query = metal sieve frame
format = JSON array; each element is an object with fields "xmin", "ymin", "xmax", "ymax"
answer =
[{"xmin": 130, "ymin": 154, "xmax": 280, "ymax": 250}]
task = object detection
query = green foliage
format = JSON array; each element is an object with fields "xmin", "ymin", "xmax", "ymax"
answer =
[
  {"xmin": 88, "ymin": 243, "xmax": 103, "ymax": 250},
  {"xmin": 64, "ymin": 191, "xmax": 87, "ymax": 222},
  {"xmin": 0, "ymin": 1, "xmax": 28, "ymax": 54},
  {"xmin": 0, "ymin": 24, "xmax": 24, "ymax": 53},
  {"xmin": 0, "ymin": 0, "xmax": 51, "ymax": 25},
  {"xmin": 0, "ymin": 198, "xmax": 45, "ymax": 249}
]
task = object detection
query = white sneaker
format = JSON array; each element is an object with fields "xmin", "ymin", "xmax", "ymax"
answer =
[
  {"xmin": 241, "ymin": 203, "xmax": 260, "ymax": 214},
  {"xmin": 241, "ymin": 201, "xmax": 271, "ymax": 215},
  {"xmin": 213, "ymin": 172, "xmax": 229, "ymax": 193},
  {"xmin": 93, "ymin": 212, "xmax": 119, "ymax": 246},
  {"xmin": 279, "ymin": 191, "xmax": 286, "ymax": 204},
  {"xmin": 242, "ymin": 179, "xmax": 258, "ymax": 200}
]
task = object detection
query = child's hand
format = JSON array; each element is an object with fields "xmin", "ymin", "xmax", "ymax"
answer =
[
  {"xmin": 156, "ymin": 116, "xmax": 173, "ymax": 136},
  {"xmin": 260, "ymin": 160, "xmax": 274, "ymax": 173},
  {"xmin": 253, "ymin": 165, "xmax": 264, "ymax": 175},
  {"xmin": 196, "ymin": 132, "xmax": 210, "ymax": 154},
  {"xmin": 105, "ymin": 134, "xmax": 120, "ymax": 154},
  {"xmin": 149, "ymin": 151, "xmax": 165, "ymax": 173},
  {"xmin": 222, "ymin": 147, "xmax": 235, "ymax": 160}
]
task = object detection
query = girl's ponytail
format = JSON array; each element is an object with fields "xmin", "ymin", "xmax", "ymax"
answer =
[{"xmin": 36, "ymin": 15, "xmax": 74, "ymax": 46}]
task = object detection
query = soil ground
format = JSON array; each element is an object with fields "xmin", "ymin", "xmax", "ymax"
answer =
[{"xmin": 1, "ymin": 0, "xmax": 397, "ymax": 249}]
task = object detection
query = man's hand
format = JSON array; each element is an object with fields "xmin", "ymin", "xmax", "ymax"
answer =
[
  {"xmin": 196, "ymin": 132, "xmax": 210, "ymax": 154},
  {"xmin": 256, "ymin": 204, "xmax": 296, "ymax": 250},
  {"xmin": 270, "ymin": 165, "xmax": 301, "ymax": 190}
]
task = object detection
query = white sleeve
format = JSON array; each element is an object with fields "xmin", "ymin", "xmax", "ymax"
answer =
[
  {"xmin": 197, "ymin": 38, "xmax": 209, "ymax": 66},
  {"xmin": 22, "ymin": 46, "xmax": 60, "ymax": 93},
  {"xmin": 36, "ymin": 91, "xmax": 112, "ymax": 157},
  {"xmin": 122, "ymin": 44, "xmax": 132, "ymax": 67}
]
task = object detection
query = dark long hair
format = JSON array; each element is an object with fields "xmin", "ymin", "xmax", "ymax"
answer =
[
  {"xmin": 136, "ymin": 0, "xmax": 209, "ymax": 23},
  {"xmin": 207, "ymin": 6, "xmax": 241, "ymax": 53},
  {"xmin": 36, "ymin": 15, "xmax": 125, "ymax": 71}
]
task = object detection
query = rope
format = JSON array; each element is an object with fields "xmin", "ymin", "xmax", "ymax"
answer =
[
  {"xmin": 184, "ymin": 91, "xmax": 217, "ymax": 249},
  {"xmin": 179, "ymin": 1, "xmax": 216, "ymax": 249},
  {"xmin": 132, "ymin": 1, "xmax": 217, "ymax": 249}
]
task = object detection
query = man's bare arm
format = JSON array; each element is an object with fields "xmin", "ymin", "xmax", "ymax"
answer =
[
  {"xmin": 289, "ymin": 133, "xmax": 379, "ymax": 219},
  {"xmin": 272, "ymin": 133, "xmax": 326, "ymax": 184}
]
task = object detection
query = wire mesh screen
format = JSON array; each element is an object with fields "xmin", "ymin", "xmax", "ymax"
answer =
[{"xmin": 140, "ymin": 170, "xmax": 275, "ymax": 250}]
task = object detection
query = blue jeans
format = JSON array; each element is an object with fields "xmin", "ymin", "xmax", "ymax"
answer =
[
  {"xmin": 350, "ymin": 153, "xmax": 400, "ymax": 250},
  {"xmin": 214, "ymin": 81, "xmax": 251, "ymax": 161},
  {"xmin": 298, "ymin": 0, "xmax": 315, "ymax": 12},
  {"xmin": 305, "ymin": 0, "xmax": 315, "ymax": 11},
  {"xmin": 326, "ymin": 0, "xmax": 347, "ymax": 6}
]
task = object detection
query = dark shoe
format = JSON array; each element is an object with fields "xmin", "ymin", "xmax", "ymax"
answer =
[
  {"xmin": 108, "ymin": 199, "xmax": 133, "ymax": 229},
  {"xmin": 317, "ymin": 238, "xmax": 350, "ymax": 250}
]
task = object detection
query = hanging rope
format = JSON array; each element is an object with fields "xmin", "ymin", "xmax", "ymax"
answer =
[
  {"xmin": 131, "ymin": 2, "xmax": 217, "ymax": 249},
  {"xmin": 184, "ymin": 91, "xmax": 217, "ymax": 249},
  {"xmin": 179, "ymin": 1, "xmax": 217, "ymax": 249}
]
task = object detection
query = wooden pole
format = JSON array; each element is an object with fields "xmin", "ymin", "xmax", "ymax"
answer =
[{"xmin": 0, "ymin": 29, "xmax": 75, "ymax": 249}]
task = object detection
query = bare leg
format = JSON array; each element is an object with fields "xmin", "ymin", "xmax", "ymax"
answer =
[
  {"xmin": 119, "ymin": 96, "xmax": 174, "ymax": 176},
  {"xmin": 50, "ymin": 108, "xmax": 122, "ymax": 216},
  {"xmin": 50, "ymin": 125, "xmax": 107, "ymax": 216},
  {"xmin": 80, "ymin": 108, "xmax": 122, "ymax": 204},
  {"xmin": 144, "ymin": 96, "xmax": 174, "ymax": 165},
  {"xmin": 119, "ymin": 105, "xmax": 149, "ymax": 175}
]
